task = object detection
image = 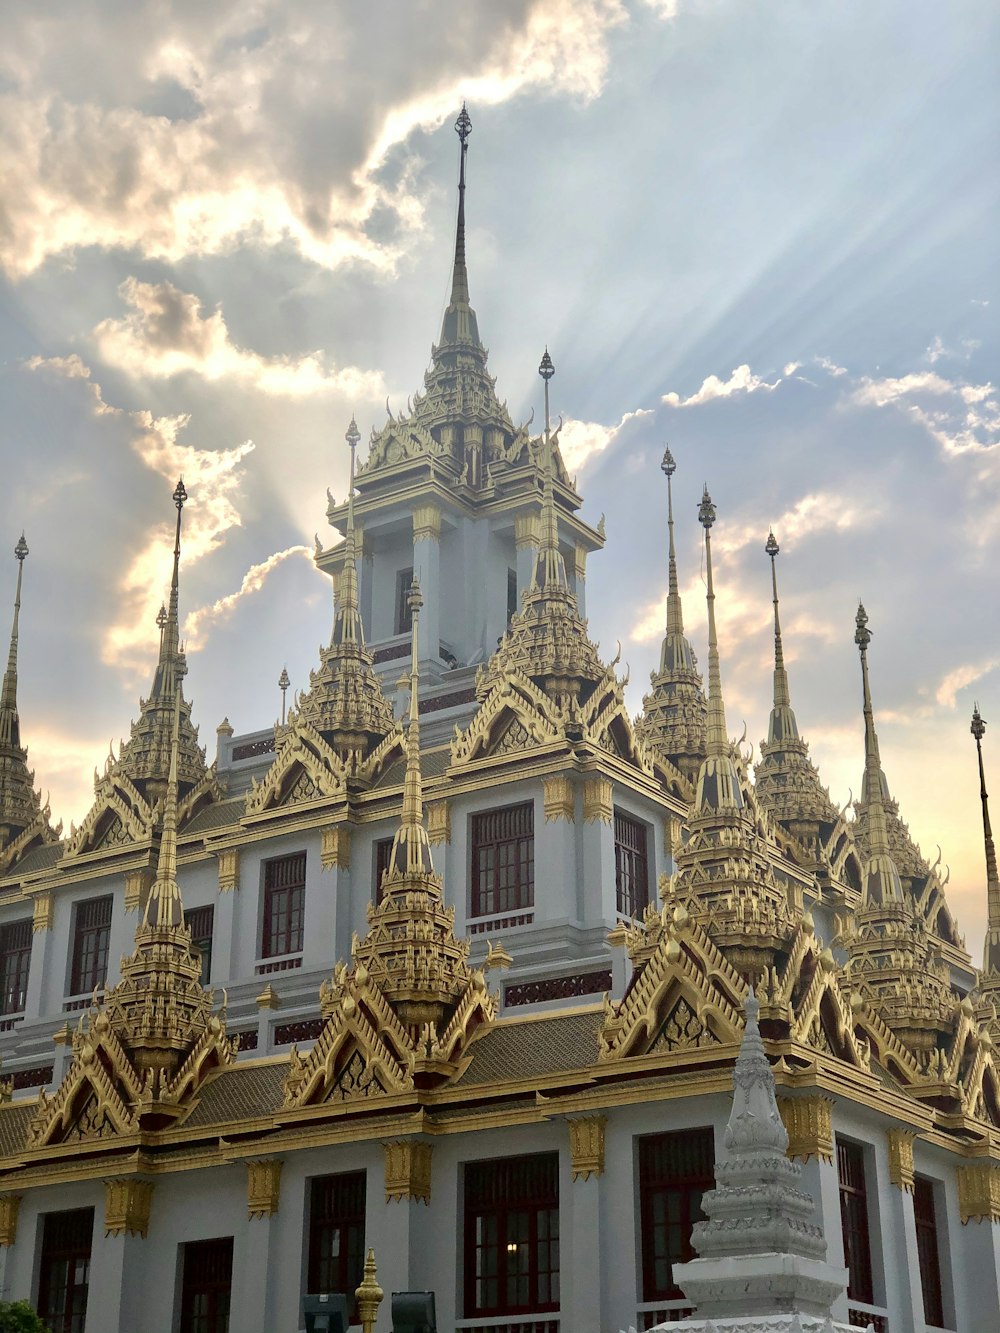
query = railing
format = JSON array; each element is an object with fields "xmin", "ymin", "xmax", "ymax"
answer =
[
  {"xmin": 63, "ymin": 994, "xmax": 94, "ymax": 1013},
  {"xmin": 255, "ymin": 953, "xmax": 303, "ymax": 975},
  {"xmin": 0, "ymin": 1013, "xmax": 24, "ymax": 1033},
  {"xmin": 848, "ymin": 1302, "xmax": 888, "ymax": 1331},
  {"xmin": 504, "ymin": 970, "xmax": 612, "ymax": 1007},
  {"xmin": 636, "ymin": 1300, "xmax": 694, "ymax": 1327},
  {"xmin": 273, "ymin": 1018, "xmax": 324, "ymax": 1046},
  {"xmin": 232, "ymin": 1030, "xmax": 258, "ymax": 1052},
  {"xmin": 455, "ymin": 1318, "xmax": 559, "ymax": 1333},
  {"xmin": 468, "ymin": 911, "xmax": 534, "ymax": 936},
  {"xmin": 11, "ymin": 1064, "xmax": 53, "ymax": 1090}
]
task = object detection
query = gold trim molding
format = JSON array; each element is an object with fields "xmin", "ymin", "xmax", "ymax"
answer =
[
  {"xmin": 247, "ymin": 1159, "xmax": 283, "ymax": 1219},
  {"xmin": 543, "ymin": 775, "xmax": 574, "ymax": 823},
  {"xmin": 427, "ymin": 801, "xmax": 451, "ymax": 846},
  {"xmin": 583, "ymin": 777, "xmax": 613, "ymax": 825},
  {"xmin": 0, "ymin": 1195, "xmax": 21, "ymax": 1247},
  {"xmin": 32, "ymin": 892, "xmax": 53, "ymax": 933},
  {"xmin": 958, "ymin": 1164, "xmax": 1000, "ymax": 1224},
  {"xmin": 412, "ymin": 505, "xmax": 442, "ymax": 543},
  {"xmin": 568, "ymin": 1115, "xmax": 607, "ymax": 1180},
  {"xmin": 514, "ymin": 513, "xmax": 541, "ymax": 551},
  {"xmin": 123, "ymin": 868, "xmax": 152, "ymax": 913},
  {"xmin": 383, "ymin": 1140, "xmax": 432, "ymax": 1204},
  {"xmin": 321, "ymin": 825, "xmax": 352, "ymax": 871},
  {"xmin": 887, "ymin": 1128, "xmax": 916, "ymax": 1191},
  {"xmin": 104, "ymin": 1179, "xmax": 154, "ymax": 1238},
  {"xmin": 778, "ymin": 1095, "xmax": 833, "ymax": 1163},
  {"xmin": 573, "ymin": 544, "xmax": 587, "ymax": 581},
  {"xmin": 217, "ymin": 847, "xmax": 240, "ymax": 892}
]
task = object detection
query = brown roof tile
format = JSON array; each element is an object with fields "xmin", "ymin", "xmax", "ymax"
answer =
[
  {"xmin": 0, "ymin": 1102, "xmax": 34, "ymax": 1156},
  {"xmin": 455, "ymin": 1009, "xmax": 603, "ymax": 1087},
  {"xmin": 183, "ymin": 1061, "xmax": 288, "ymax": 1127}
]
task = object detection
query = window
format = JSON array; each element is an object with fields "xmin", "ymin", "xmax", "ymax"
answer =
[
  {"xmin": 262, "ymin": 852, "xmax": 306, "ymax": 958},
  {"xmin": 614, "ymin": 809, "xmax": 649, "ymax": 916},
  {"xmin": 308, "ymin": 1172, "xmax": 366, "ymax": 1319},
  {"xmin": 69, "ymin": 897, "xmax": 112, "ymax": 996},
  {"xmin": 37, "ymin": 1207, "xmax": 93, "ymax": 1333},
  {"xmin": 464, "ymin": 1153, "xmax": 559, "ymax": 1317},
  {"xmin": 180, "ymin": 1237, "xmax": 233, "ymax": 1333},
  {"xmin": 639, "ymin": 1128, "xmax": 714, "ymax": 1301},
  {"xmin": 0, "ymin": 917, "xmax": 32, "ymax": 1015},
  {"xmin": 184, "ymin": 906, "xmax": 214, "ymax": 985},
  {"xmin": 914, "ymin": 1175, "xmax": 944, "ymax": 1328},
  {"xmin": 471, "ymin": 803, "xmax": 534, "ymax": 918},
  {"xmin": 395, "ymin": 567, "xmax": 414, "ymax": 634},
  {"xmin": 836, "ymin": 1138, "xmax": 874, "ymax": 1305},
  {"xmin": 373, "ymin": 837, "xmax": 395, "ymax": 905},
  {"xmin": 507, "ymin": 567, "xmax": 518, "ymax": 623}
]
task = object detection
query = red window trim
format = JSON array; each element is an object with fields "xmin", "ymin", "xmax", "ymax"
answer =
[
  {"xmin": 262, "ymin": 852, "xmax": 306, "ymax": 959},
  {"xmin": 913, "ymin": 1174, "xmax": 945, "ymax": 1328},
  {"xmin": 180, "ymin": 1236, "xmax": 233, "ymax": 1333},
  {"xmin": 639, "ymin": 1128, "xmax": 714, "ymax": 1301},
  {"xmin": 308, "ymin": 1171, "xmax": 366, "ymax": 1320},
  {"xmin": 38, "ymin": 1207, "xmax": 94, "ymax": 1333},
  {"xmin": 837, "ymin": 1138, "xmax": 875, "ymax": 1305},
  {"xmin": 0, "ymin": 917, "xmax": 32, "ymax": 1015},
  {"xmin": 614, "ymin": 808, "xmax": 650, "ymax": 916},
  {"xmin": 470, "ymin": 802, "xmax": 535, "ymax": 919},
  {"xmin": 464, "ymin": 1152, "xmax": 560, "ymax": 1317},
  {"xmin": 69, "ymin": 896, "xmax": 112, "ymax": 996}
]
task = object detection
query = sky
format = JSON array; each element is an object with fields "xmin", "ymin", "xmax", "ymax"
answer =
[{"xmin": 0, "ymin": 1, "xmax": 997, "ymax": 960}]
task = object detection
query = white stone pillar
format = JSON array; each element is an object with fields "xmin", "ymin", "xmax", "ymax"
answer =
[
  {"xmin": 85, "ymin": 1229, "xmax": 146, "ymax": 1333},
  {"xmin": 536, "ymin": 782, "xmax": 578, "ymax": 923},
  {"xmin": 25, "ymin": 903, "xmax": 54, "ymax": 1019},
  {"xmin": 412, "ymin": 506, "xmax": 441, "ymax": 675},
  {"xmin": 211, "ymin": 885, "xmax": 237, "ymax": 984},
  {"xmin": 230, "ymin": 1167, "xmax": 282, "ymax": 1333},
  {"xmin": 798, "ymin": 1151, "xmax": 850, "ymax": 1324},
  {"xmin": 565, "ymin": 1121, "xmax": 607, "ymax": 1333}
]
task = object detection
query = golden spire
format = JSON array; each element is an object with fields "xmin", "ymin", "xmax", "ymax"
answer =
[
  {"xmin": 635, "ymin": 451, "xmax": 706, "ymax": 783},
  {"xmin": 855, "ymin": 603, "xmax": 903, "ymax": 904},
  {"xmin": 972, "ymin": 705, "xmax": 1000, "ymax": 975},
  {"xmin": 385, "ymin": 578, "xmax": 434, "ymax": 879},
  {"xmin": 438, "ymin": 103, "xmax": 481, "ymax": 350},
  {"xmin": 152, "ymin": 480, "xmax": 188, "ymax": 700},
  {"xmin": 0, "ymin": 535, "xmax": 28, "ymax": 750},
  {"xmin": 764, "ymin": 531, "xmax": 798, "ymax": 740},
  {"xmin": 331, "ymin": 417, "xmax": 366, "ymax": 650},
  {"xmin": 142, "ymin": 669, "xmax": 185, "ymax": 931},
  {"xmin": 693, "ymin": 486, "xmax": 742, "ymax": 812},
  {"xmin": 531, "ymin": 350, "xmax": 569, "ymax": 595}
]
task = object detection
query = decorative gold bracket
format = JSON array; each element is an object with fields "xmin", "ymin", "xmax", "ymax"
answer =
[
  {"xmin": 247, "ymin": 1159, "xmax": 283, "ymax": 1219},
  {"xmin": 777, "ymin": 1095, "xmax": 834, "ymax": 1163},
  {"xmin": 383, "ymin": 1140, "xmax": 432, "ymax": 1204},
  {"xmin": 104, "ymin": 1179, "xmax": 154, "ymax": 1238},
  {"xmin": 568, "ymin": 1115, "xmax": 607, "ymax": 1180}
]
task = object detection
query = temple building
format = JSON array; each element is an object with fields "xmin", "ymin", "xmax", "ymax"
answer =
[{"xmin": 0, "ymin": 108, "xmax": 998, "ymax": 1333}]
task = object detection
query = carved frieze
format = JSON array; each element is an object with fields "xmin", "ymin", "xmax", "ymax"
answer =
[
  {"xmin": 123, "ymin": 868, "xmax": 152, "ymax": 913},
  {"xmin": 958, "ymin": 1163, "xmax": 1000, "ymax": 1224},
  {"xmin": 514, "ymin": 513, "xmax": 541, "ymax": 551},
  {"xmin": 543, "ymin": 775, "xmax": 574, "ymax": 822},
  {"xmin": 32, "ymin": 892, "xmax": 53, "ymax": 932},
  {"xmin": 777, "ymin": 1095, "xmax": 834, "ymax": 1163},
  {"xmin": 321, "ymin": 825, "xmax": 352, "ymax": 871},
  {"xmin": 104, "ymin": 1178, "xmax": 154, "ymax": 1238},
  {"xmin": 568, "ymin": 1115, "xmax": 607, "ymax": 1180},
  {"xmin": 426, "ymin": 801, "xmax": 451, "ymax": 845},
  {"xmin": 383, "ymin": 1140, "xmax": 432, "ymax": 1204},
  {"xmin": 412, "ymin": 504, "xmax": 442, "ymax": 543},
  {"xmin": 247, "ymin": 1159, "xmax": 283, "ymax": 1219},
  {"xmin": 887, "ymin": 1128, "xmax": 916, "ymax": 1191},
  {"xmin": 0, "ymin": 1195, "xmax": 21, "ymax": 1247},
  {"xmin": 583, "ymin": 776, "xmax": 613, "ymax": 824}
]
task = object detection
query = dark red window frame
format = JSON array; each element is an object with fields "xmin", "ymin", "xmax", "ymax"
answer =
[
  {"xmin": 914, "ymin": 1174, "xmax": 945, "ymax": 1328},
  {"xmin": 639, "ymin": 1127, "xmax": 714, "ymax": 1301},
  {"xmin": 262, "ymin": 852, "xmax": 306, "ymax": 959},
  {"xmin": 464, "ymin": 1153, "xmax": 559, "ymax": 1317},
  {"xmin": 0, "ymin": 917, "xmax": 32, "ymax": 1015},
  {"xmin": 507, "ymin": 567, "xmax": 519, "ymax": 623},
  {"xmin": 837, "ymin": 1138, "xmax": 875, "ymax": 1305},
  {"xmin": 37, "ymin": 1207, "xmax": 94, "ymax": 1333},
  {"xmin": 471, "ymin": 803, "xmax": 534, "ymax": 919},
  {"xmin": 373, "ymin": 837, "xmax": 395, "ymax": 905},
  {"xmin": 184, "ymin": 905, "xmax": 214, "ymax": 986},
  {"xmin": 180, "ymin": 1236, "xmax": 233, "ymax": 1333},
  {"xmin": 614, "ymin": 809, "xmax": 650, "ymax": 916},
  {"xmin": 69, "ymin": 897, "xmax": 112, "ymax": 996},
  {"xmin": 395, "ymin": 566, "xmax": 414, "ymax": 634},
  {"xmin": 308, "ymin": 1171, "xmax": 366, "ymax": 1319}
]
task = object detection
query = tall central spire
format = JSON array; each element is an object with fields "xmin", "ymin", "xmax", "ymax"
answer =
[
  {"xmin": 331, "ymin": 418, "xmax": 365, "ymax": 650},
  {"xmin": 438, "ymin": 103, "xmax": 481, "ymax": 351},
  {"xmin": 972, "ymin": 705, "xmax": 1000, "ymax": 976},
  {"xmin": 694, "ymin": 487, "xmax": 742, "ymax": 813},
  {"xmin": 855, "ymin": 604, "xmax": 903, "ymax": 904},
  {"xmin": 765, "ymin": 531, "xmax": 797, "ymax": 738},
  {"xmin": 531, "ymin": 349, "xmax": 569, "ymax": 594},
  {"xmin": 0, "ymin": 535, "xmax": 28, "ymax": 749},
  {"xmin": 387, "ymin": 579, "xmax": 433, "ymax": 879},
  {"xmin": 152, "ymin": 480, "xmax": 187, "ymax": 700}
]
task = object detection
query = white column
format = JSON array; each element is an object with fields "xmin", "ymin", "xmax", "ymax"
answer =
[
  {"xmin": 883, "ymin": 1183, "xmax": 924, "ymax": 1333},
  {"xmin": 25, "ymin": 910, "xmax": 55, "ymax": 1019},
  {"xmin": 798, "ymin": 1152, "xmax": 850, "ymax": 1324},
  {"xmin": 566, "ymin": 1160, "xmax": 604, "ymax": 1333},
  {"xmin": 412, "ymin": 506, "xmax": 441, "ymax": 676},
  {"xmin": 230, "ymin": 1212, "xmax": 280, "ymax": 1333},
  {"xmin": 85, "ymin": 1230, "xmax": 145, "ymax": 1333},
  {"xmin": 212, "ymin": 887, "xmax": 237, "ymax": 984}
]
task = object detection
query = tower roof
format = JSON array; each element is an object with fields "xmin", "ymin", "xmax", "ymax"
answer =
[
  {"xmin": 635, "ymin": 449, "xmax": 707, "ymax": 783},
  {"xmin": 693, "ymin": 486, "xmax": 742, "ymax": 815},
  {"xmin": 972, "ymin": 705, "xmax": 1000, "ymax": 978},
  {"xmin": 754, "ymin": 532, "xmax": 839, "ymax": 834},
  {"xmin": 854, "ymin": 603, "xmax": 904, "ymax": 907},
  {"xmin": 290, "ymin": 420, "xmax": 395, "ymax": 760},
  {"xmin": 0, "ymin": 535, "xmax": 55, "ymax": 862}
]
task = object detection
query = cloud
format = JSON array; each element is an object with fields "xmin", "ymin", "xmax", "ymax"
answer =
[
  {"xmin": 848, "ymin": 370, "xmax": 1000, "ymax": 456},
  {"xmin": 662, "ymin": 363, "xmax": 786, "ymax": 408},
  {"xmin": 713, "ymin": 489, "xmax": 877, "ymax": 558},
  {"xmin": 558, "ymin": 407, "xmax": 653, "ymax": 472},
  {"xmin": 934, "ymin": 658, "xmax": 999, "ymax": 709},
  {"xmin": 0, "ymin": 0, "xmax": 631, "ymax": 278},
  {"xmin": 183, "ymin": 545, "xmax": 314, "ymax": 651},
  {"xmin": 93, "ymin": 277, "xmax": 384, "ymax": 397}
]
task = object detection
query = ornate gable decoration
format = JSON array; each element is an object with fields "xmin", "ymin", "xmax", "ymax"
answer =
[{"xmin": 245, "ymin": 721, "xmax": 351, "ymax": 815}]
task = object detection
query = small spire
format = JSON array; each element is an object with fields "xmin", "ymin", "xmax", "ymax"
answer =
[
  {"xmin": 152, "ymin": 479, "xmax": 187, "ymax": 699},
  {"xmin": 662, "ymin": 447, "xmax": 684, "ymax": 638},
  {"xmin": 331, "ymin": 418, "xmax": 366, "ymax": 649},
  {"xmin": 438, "ymin": 104, "xmax": 481, "ymax": 348},
  {"xmin": 531, "ymin": 351, "xmax": 569, "ymax": 595},
  {"xmin": 142, "ymin": 668, "xmax": 185, "ymax": 931},
  {"xmin": 0, "ymin": 535, "xmax": 28, "ymax": 748},
  {"xmin": 386, "ymin": 579, "xmax": 433, "ymax": 879},
  {"xmin": 764, "ymin": 532, "xmax": 799, "ymax": 745},
  {"xmin": 972, "ymin": 705, "xmax": 1000, "ymax": 973},
  {"xmin": 699, "ymin": 486, "xmax": 729, "ymax": 760},
  {"xmin": 855, "ymin": 603, "xmax": 903, "ymax": 904},
  {"xmin": 278, "ymin": 667, "xmax": 290, "ymax": 726}
]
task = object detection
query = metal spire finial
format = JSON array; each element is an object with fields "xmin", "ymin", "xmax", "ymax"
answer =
[
  {"xmin": 972, "ymin": 704, "xmax": 1000, "ymax": 973},
  {"xmin": 766, "ymin": 531, "xmax": 790, "ymax": 710},
  {"xmin": 0, "ymin": 534, "xmax": 28, "ymax": 747},
  {"xmin": 855, "ymin": 603, "xmax": 903, "ymax": 903},
  {"xmin": 662, "ymin": 447, "xmax": 683, "ymax": 636},
  {"xmin": 152, "ymin": 478, "xmax": 188, "ymax": 701},
  {"xmin": 331, "ymin": 419, "xmax": 365, "ymax": 650},
  {"xmin": 700, "ymin": 486, "xmax": 728, "ymax": 759},
  {"xmin": 447, "ymin": 103, "xmax": 472, "ymax": 313},
  {"xmin": 539, "ymin": 347, "xmax": 554, "ymax": 441},
  {"xmin": 143, "ymin": 664, "xmax": 186, "ymax": 930},
  {"xmin": 278, "ymin": 667, "xmax": 290, "ymax": 726}
]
